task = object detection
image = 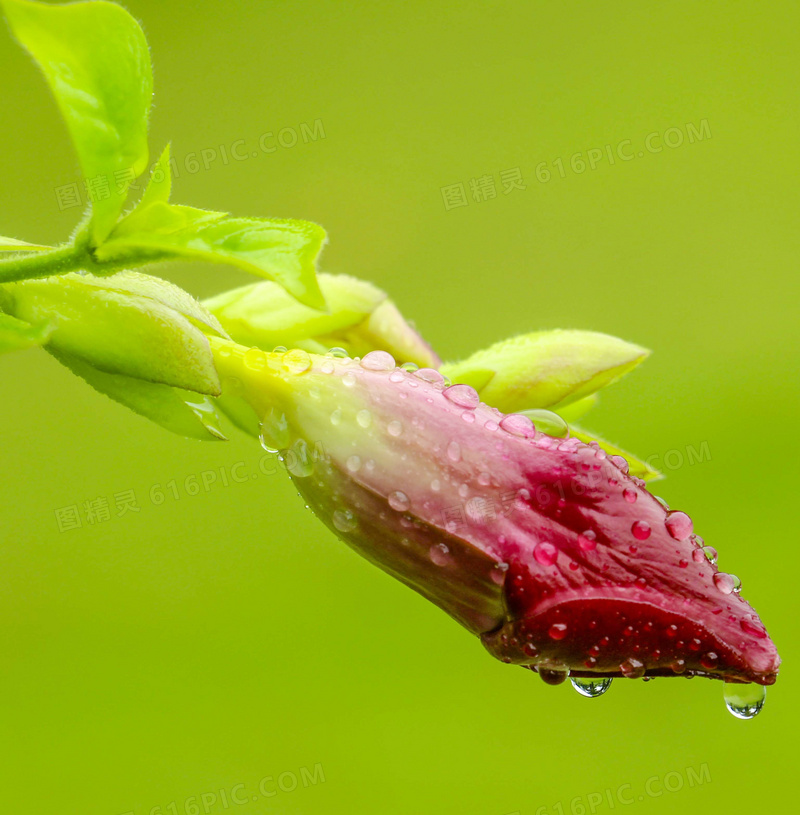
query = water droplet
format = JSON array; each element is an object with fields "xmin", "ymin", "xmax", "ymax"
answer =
[
  {"xmin": 283, "ymin": 348, "xmax": 311, "ymax": 374},
  {"xmin": 387, "ymin": 420, "xmax": 403, "ymax": 437},
  {"xmin": 671, "ymin": 659, "xmax": 686, "ymax": 674},
  {"xmin": 430, "ymin": 478, "xmax": 441, "ymax": 492},
  {"xmin": 321, "ymin": 360, "xmax": 335, "ymax": 374},
  {"xmin": 342, "ymin": 372, "xmax": 357, "ymax": 387},
  {"xmin": 620, "ymin": 658, "xmax": 646, "ymax": 679},
  {"xmin": 724, "ymin": 683, "xmax": 766, "ymax": 719},
  {"xmin": 623, "ymin": 488, "xmax": 638, "ymax": 504},
  {"xmin": 631, "ymin": 520, "xmax": 651, "ymax": 540},
  {"xmin": 429, "ymin": 543, "xmax": 451, "ymax": 566},
  {"xmin": 346, "ymin": 455, "xmax": 361, "ymax": 473},
  {"xmin": 519, "ymin": 409, "xmax": 569, "ymax": 438},
  {"xmin": 286, "ymin": 439, "xmax": 314, "ymax": 478},
  {"xmin": 491, "ymin": 562, "xmax": 509, "ymax": 585},
  {"xmin": 442, "ymin": 384, "xmax": 480, "ymax": 409},
  {"xmin": 414, "ymin": 368, "xmax": 444, "ymax": 384},
  {"xmin": 665, "ymin": 510, "xmax": 693, "ymax": 541},
  {"xmin": 700, "ymin": 651, "xmax": 719, "ymax": 670},
  {"xmin": 609, "ymin": 455, "xmax": 629, "ymax": 474},
  {"xmin": 333, "ymin": 509, "xmax": 356, "ymax": 533},
  {"xmin": 741, "ymin": 619, "xmax": 767, "ymax": 639},
  {"xmin": 400, "ymin": 362, "xmax": 419, "ymax": 373},
  {"xmin": 356, "ymin": 409, "xmax": 372, "ymax": 428},
  {"xmin": 549, "ymin": 623, "xmax": 568, "ymax": 640},
  {"xmin": 447, "ymin": 441, "xmax": 462, "ymax": 462},
  {"xmin": 578, "ymin": 530, "xmax": 597, "ymax": 552},
  {"xmin": 259, "ymin": 408, "xmax": 290, "ymax": 453},
  {"xmin": 534, "ymin": 542, "xmax": 558, "ymax": 566},
  {"xmin": 484, "ymin": 419, "xmax": 499, "ymax": 432},
  {"xmin": 498, "ymin": 413, "xmax": 536, "ymax": 438},
  {"xmin": 388, "ymin": 491, "xmax": 410, "ymax": 511},
  {"xmin": 327, "ymin": 347, "xmax": 349, "ymax": 358},
  {"xmin": 702, "ymin": 546, "xmax": 718, "ymax": 564},
  {"xmin": 477, "ymin": 471, "xmax": 491, "ymax": 486},
  {"xmin": 655, "ymin": 495, "xmax": 670, "ymax": 510},
  {"xmin": 330, "ymin": 408, "xmax": 342, "ymax": 426},
  {"xmin": 244, "ymin": 347, "xmax": 267, "ymax": 371},
  {"xmin": 571, "ymin": 677, "xmax": 612, "ymax": 698},
  {"xmin": 389, "ymin": 370, "xmax": 404, "ymax": 383},
  {"xmin": 361, "ymin": 350, "xmax": 395, "ymax": 371},
  {"xmin": 538, "ymin": 668, "xmax": 569, "ymax": 685},
  {"xmin": 713, "ymin": 572, "xmax": 740, "ymax": 595}
]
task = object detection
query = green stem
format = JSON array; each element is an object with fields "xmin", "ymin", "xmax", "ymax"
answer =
[{"xmin": 0, "ymin": 232, "xmax": 166, "ymax": 284}]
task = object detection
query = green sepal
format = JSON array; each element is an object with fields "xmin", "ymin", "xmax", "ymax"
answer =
[
  {"xmin": 8, "ymin": 272, "xmax": 221, "ymax": 394},
  {"xmin": 441, "ymin": 330, "xmax": 650, "ymax": 414},
  {"xmin": 203, "ymin": 273, "xmax": 441, "ymax": 367}
]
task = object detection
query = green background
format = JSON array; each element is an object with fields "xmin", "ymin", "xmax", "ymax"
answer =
[{"xmin": 2, "ymin": 1, "xmax": 798, "ymax": 813}]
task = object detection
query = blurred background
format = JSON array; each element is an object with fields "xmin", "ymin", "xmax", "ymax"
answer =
[{"xmin": 1, "ymin": 1, "xmax": 798, "ymax": 813}]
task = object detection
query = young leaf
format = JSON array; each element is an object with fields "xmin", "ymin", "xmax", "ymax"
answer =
[
  {"xmin": 109, "ymin": 201, "xmax": 228, "ymax": 240},
  {"xmin": 51, "ymin": 348, "xmax": 227, "ymax": 441},
  {"xmin": 136, "ymin": 143, "xmax": 172, "ymax": 210},
  {"xmin": 8, "ymin": 273, "xmax": 221, "ymax": 394},
  {"xmin": 97, "ymin": 217, "xmax": 327, "ymax": 309},
  {"xmin": 3, "ymin": 0, "xmax": 153, "ymax": 244},
  {"xmin": 0, "ymin": 236, "xmax": 52, "ymax": 252},
  {"xmin": 0, "ymin": 311, "xmax": 52, "ymax": 353}
]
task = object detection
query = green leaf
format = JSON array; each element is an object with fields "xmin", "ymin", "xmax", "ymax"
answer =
[
  {"xmin": 9, "ymin": 272, "xmax": 221, "ymax": 394},
  {"xmin": 3, "ymin": 0, "xmax": 153, "ymax": 244},
  {"xmin": 0, "ymin": 236, "xmax": 52, "ymax": 252},
  {"xmin": 51, "ymin": 348, "xmax": 227, "ymax": 440},
  {"xmin": 441, "ymin": 330, "xmax": 650, "ymax": 415},
  {"xmin": 0, "ymin": 311, "xmax": 52, "ymax": 353},
  {"xmin": 569, "ymin": 425, "xmax": 662, "ymax": 482},
  {"xmin": 97, "ymin": 216, "xmax": 327, "ymax": 309}
]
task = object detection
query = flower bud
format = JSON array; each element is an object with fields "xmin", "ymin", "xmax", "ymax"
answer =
[{"xmin": 211, "ymin": 339, "xmax": 779, "ymax": 689}]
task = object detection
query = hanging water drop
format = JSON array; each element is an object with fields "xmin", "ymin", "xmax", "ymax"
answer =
[
  {"xmin": 571, "ymin": 677, "xmax": 612, "ymax": 698},
  {"xmin": 332, "ymin": 509, "xmax": 357, "ymax": 533},
  {"xmin": 723, "ymin": 683, "xmax": 766, "ymax": 719}
]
